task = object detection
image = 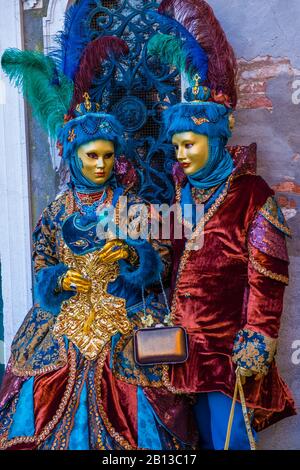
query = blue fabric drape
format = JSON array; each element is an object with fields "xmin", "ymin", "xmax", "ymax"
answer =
[
  {"xmin": 8, "ymin": 377, "xmax": 35, "ymax": 439},
  {"xmin": 69, "ymin": 381, "xmax": 89, "ymax": 450},
  {"xmin": 187, "ymin": 139, "xmax": 234, "ymax": 190},
  {"xmin": 137, "ymin": 386, "xmax": 162, "ymax": 450},
  {"xmin": 194, "ymin": 392, "xmax": 257, "ymax": 450}
]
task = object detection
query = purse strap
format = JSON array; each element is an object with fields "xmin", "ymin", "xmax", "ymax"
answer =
[
  {"xmin": 142, "ymin": 273, "xmax": 171, "ymax": 324},
  {"xmin": 224, "ymin": 367, "xmax": 256, "ymax": 450}
]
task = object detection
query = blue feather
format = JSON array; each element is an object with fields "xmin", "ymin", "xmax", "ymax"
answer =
[
  {"xmin": 51, "ymin": 0, "xmax": 93, "ymax": 80},
  {"xmin": 147, "ymin": 11, "xmax": 208, "ymax": 82}
]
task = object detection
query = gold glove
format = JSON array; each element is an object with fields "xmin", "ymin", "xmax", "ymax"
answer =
[
  {"xmin": 61, "ymin": 269, "xmax": 91, "ymax": 293},
  {"xmin": 98, "ymin": 239, "xmax": 134, "ymax": 264}
]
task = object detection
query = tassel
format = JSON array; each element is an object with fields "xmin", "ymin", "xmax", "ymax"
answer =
[
  {"xmin": 158, "ymin": 0, "xmax": 237, "ymax": 107},
  {"xmin": 1, "ymin": 48, "xmax": 73, "ymax": 138}
]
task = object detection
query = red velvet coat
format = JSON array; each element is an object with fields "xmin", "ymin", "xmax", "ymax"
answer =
[{"xmin": 165, "ymin": 146, "xmax": 296, "ymax": 432}]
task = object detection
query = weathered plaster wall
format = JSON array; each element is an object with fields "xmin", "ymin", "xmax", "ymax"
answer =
[
  {"xmin": 207, "ymin": 0, "xmax": 300, "ymax": 449},
  {"xmin": 23, "ymin": 0, "xmax": 59, "ymax": 227}
]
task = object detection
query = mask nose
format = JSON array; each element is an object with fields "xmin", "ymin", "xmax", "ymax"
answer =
[
  {"xmin": 96, "ymin": 157, "xmax": 104, "ymax": 169},
  {"xmin": 177, "ymin": 147, "xmax": 185, "ymax": 161}
]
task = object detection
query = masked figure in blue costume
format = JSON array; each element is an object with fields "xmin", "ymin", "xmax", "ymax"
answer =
[
  {"xmin": 148, "ymin": 0, "xmax": 296, "ymax": 451},
  {"xmin": 0, "ymin": 38, "xmax": 196, "ymax": 450}
]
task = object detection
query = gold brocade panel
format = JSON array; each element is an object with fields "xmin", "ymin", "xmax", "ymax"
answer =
[{"xmin": 53, "ymin": 244, "xmax": 132, "ymax": 360}]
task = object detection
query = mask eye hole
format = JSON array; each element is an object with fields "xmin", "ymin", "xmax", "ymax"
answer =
[{"xmin": 86, "ymin": 152, "xmax": 98, "ymax": 159}]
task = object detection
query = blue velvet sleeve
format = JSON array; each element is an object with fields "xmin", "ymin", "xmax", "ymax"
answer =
[{"xmin": 32, "ymin": 206, "xmax": 74, "ymax": 315}]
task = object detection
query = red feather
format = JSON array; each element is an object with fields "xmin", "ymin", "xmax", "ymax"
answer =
[
  {"xmin": 158, "ymin": 0, "xmax": 237, "ymax": 108},
  {"xmin": 71, "ymin": 36, "xmax": 129, "ymax": 109}
]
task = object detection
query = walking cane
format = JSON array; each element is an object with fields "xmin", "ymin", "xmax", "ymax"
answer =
[{"xmin": 224, "ymin": 367, "xmax": 256, "ymax": 450}]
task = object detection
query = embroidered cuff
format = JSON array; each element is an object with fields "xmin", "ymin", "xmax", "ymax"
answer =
[
  {"xmin": 34, "ymin": 263, "xmax": 75, "ymax": 316},
  {"xmin": 232, "ymin": 328, "xmax": 277, "ymax": 375},
  {"xmin": 119, "ymin": 239, "xmax": 163, "ymax": 288}
]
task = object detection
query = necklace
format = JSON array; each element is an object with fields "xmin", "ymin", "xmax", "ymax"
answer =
[{"xmin": 74, "ymin": 187, "xmax": 114, "ymax": 218}]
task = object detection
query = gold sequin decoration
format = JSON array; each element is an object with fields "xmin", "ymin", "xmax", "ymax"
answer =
[
  {"xmin": 53, "ymin": 245, "xmax": 132, "ymax": 361},
  {"xmin": 68, "ymin": 129, "xmax": 76, "ymax": 142},
  {"xmin": 191, "ymin": 116, "xmax": 210, "ymax": 126}
]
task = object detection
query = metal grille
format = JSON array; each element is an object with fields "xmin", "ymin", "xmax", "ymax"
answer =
[{"xmin": 80, "ymin": 0, "xmax": 181, "ymax": 203}]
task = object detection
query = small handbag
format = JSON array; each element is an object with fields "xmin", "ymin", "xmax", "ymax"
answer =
[{"xmin": 133, "ymin": 274, "xmax": 189, "ymax": 366}]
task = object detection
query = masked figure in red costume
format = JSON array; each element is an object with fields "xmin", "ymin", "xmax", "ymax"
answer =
[{"xmin": 148, "ymin": 0, "xmax": 297, "ymax": 450}]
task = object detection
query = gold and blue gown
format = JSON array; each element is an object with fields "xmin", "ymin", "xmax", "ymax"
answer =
[{"xmin": 0, "ymin": 185, "xmax": 196, "ymax": 450}]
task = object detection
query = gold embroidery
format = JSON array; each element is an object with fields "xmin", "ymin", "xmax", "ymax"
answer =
[
  {"xmin": 232, "ymin": 328, "xmax": 277, "ymax": 376},
  {"xmin": 260, "ymin": 197, "xmax": 291, "ymax": 237},
  {"xmin": 0, "ymin": 344, "xmax": 77, "ymax": 450},
  {"xmin": 11, "ymin": 335, "xmax": 67, "ymax": 377},
  {"xmin": 192, "ymin": 185, "xmax": 219, "ymax": 204},
  {"xmin": 53, "ymin": 246, "xmax": 132, "ymax": 361},
  {"xmin": 95, "ymin": 344, "xmax": 137, "ymax": 450},
  {"xmin": 191, "ymin": 116, "xmax": 210, "ymax": 126},
  {"xmin": 112, "ymin": 333, "xmax": 164, "ymax": 388},
  {"xmin": 162, "ymin": 365, "xmax": 185, "ymax": 395},
  {"xmin": 249, "ymin": 250, "xmax": 289, "ymax": 285}
]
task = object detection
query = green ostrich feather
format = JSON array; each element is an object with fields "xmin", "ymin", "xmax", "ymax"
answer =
[
  {"xmin": 1, "ymin": 48, "xmax": 73, "ymax": 138},
  {"xmin": 147, "ymin": 33, "xmax": 194, "ymax": 81}
]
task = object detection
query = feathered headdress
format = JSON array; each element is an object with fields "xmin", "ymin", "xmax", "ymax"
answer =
[
  {"xmin": 158, "ymin": 0, "xmax": 237, "ymax": 108},
  {"xmin": 147, "ymin": 11, "xmax": 208, "ymax": 84},
  {"xmin": 70, "ymin": 36, "xmax": 129, "ymax": 114},
  {"xmin": 147, "ymin": 1, "xmax": 236, "ymax": 141},
  {"xmin": 1, "ymin": 35, "xmax": 129, "ymax": 158}
]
